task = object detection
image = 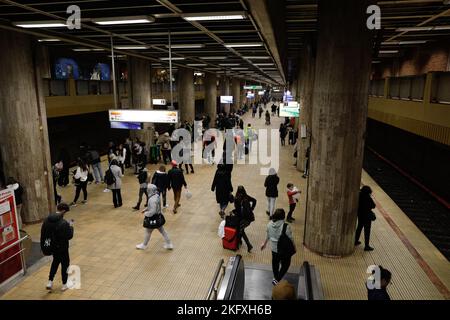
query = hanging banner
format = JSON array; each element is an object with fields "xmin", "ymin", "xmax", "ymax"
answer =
[
  {"xmin": 0, "ymin": 189, "xmax": 23, "ymax": 286},
  {"xmin": 109, "ymin": 109, "xmax": 178, "ymax": 123}
]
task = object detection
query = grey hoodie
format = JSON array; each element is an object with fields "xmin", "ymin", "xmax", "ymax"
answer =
[
  {"xmin": 266, "ymin": 220, "xmax": 294, "ymax": 253},
  {"xmin": 144, "ymin": 184, "xmax": 161, "ymax": 217}
]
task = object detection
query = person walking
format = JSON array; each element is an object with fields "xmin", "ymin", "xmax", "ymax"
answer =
[
  {"xmin": 108, "ymin": 159, "xmax": 123, "ymax": 208},
  {"xmin": 279, "ymin": 124, "xmax": 287, "ymax": 146},
  {"xmin": 286, "ymin": 183, "xmax": 300, "ymax": 223},
  {"xmin": 265, "ymin": 110, "xmax": 271, "ymax": 125},
  {"xmin": 152, "ymin": 165, "xmax": 170, "ymax": 209},
  {"xmin": 260, "ymin": 208, "xmax": 295, "ymax": 285},
  {"xmin": 87, "ymin": 146, "xmax": 103, "ymax": 184},
  {"xmin": 234, "ymin": 186, "xmax": 256, "ymax": 253},
  {"xmin": 136, "ymin": 184, "xmax": 173, "ymax": 250},
  {"xmin": 41, "ymin": 203, "xmax": 73, "ymax": 291},
  {"xmin": 70, "ymin": 160, "xmax": 89, "ymax": 207},
  {"xmin": 116, "ymin": 144, "xmax": 126, "ymax": 174},
  {"xmin": 178, "ymin": 136, "xmax": 194, "ymax": 174},
  {"xmin": 132, "ymin": 168, "xmax": 149, "ymax": 210},
  {"xmin": 264, "ymin": 168, "xmax": 280, "ymax": 217},
  {"xmin": 355, "ymin": 185, "xmax": 376, "ymax": 251},
  {"xmin": 211, "ymin": 164, "xmax": 233, "ymax": 218},
  {"xmin": 258, "ymin": 106, "xmax": 263, "ymax": 119},
  {"xmin": 168, "ymin": 160, "xmax": 187, "ymax": 214},
  {"xmin": 159, "ymin": 132, "xmax": 172, "ymax": 165}
]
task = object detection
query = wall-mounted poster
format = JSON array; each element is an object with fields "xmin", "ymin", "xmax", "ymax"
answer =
[{"xmin": 0, "ymin": 188, "xmax": 23, "ymax": 287}]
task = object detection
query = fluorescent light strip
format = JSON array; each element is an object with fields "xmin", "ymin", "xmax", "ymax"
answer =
[
  {"xmin": 219, "ymin": 63, "xmax": 240, "ymax": 66},
  {"xmin": 92, "ymin": 16, "xmax": 154, "ymax": 25},
  {"xmin": 114, "ymin": 45, "xmax": 149, "ymax": 50},
  {"xmin": 396, "ymin": 26, "xmax": 450, "ymax": 32},
  {"xmin": 73, "ymin": 48, "xmax": 105, "ymax": 52},
  {"xmin": 243, "ymin": 56, "xmax": 270, "ymax": 59},
  {"xmin": 166, "ymin": 44, "xmax": 205, "ymax": 49},
  {"xmin": 379, "ymin": 50, "xmax": 398, "ymax": 54},
  {"xmin": 254, "ymin": 63, "xmax": 274, "ymax": 66},
  {"xmin": 187, "ymin": 63, "xmax": 207, "ymax": 66},
  {"xmin": 38, "ymin": 38, "xmax": 60, "ymax": 42},
  {"xmin": 382, "ymin": 40, "xmax": 427, "ymax": 45},
  {"xmin": 231, "ymin": 68, "xmax": 248, "ymax": 70},
  {"xmin": 183, "ymin": 14, "xmax": 245, "ymax": 21},
  {"xmin": 14, "ymin": 21, "xmax": 66, "ymax": 28},
  {"xmin": 205, "ymin": 68, "xmax": 220, "ymax": 70},
  {"xmin": 160, "ymin": 57, "xmax": 185, "ymax": 60},
  {"xmin": 225, "ymin": 43, "xmax": 263, "ymax": 48},
  {"xmin": 200, "ymin": 56, "xmax": 226, "ymax": 60}
]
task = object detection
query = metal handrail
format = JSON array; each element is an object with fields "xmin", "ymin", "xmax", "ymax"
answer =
[
  {"xmin": 303, "ymin": 261, "xmax": 314, "ymax": 300},
  {"xmin": 205, "ymin": 259, "xmax": 224, "ymax": 300},
  {"xmin": 0, "ymin": 235, "xmax": 29, "ymax": 255},
  {"xmin": 0, "ymin": 248, "xmax": 26, "ymax": 266}
]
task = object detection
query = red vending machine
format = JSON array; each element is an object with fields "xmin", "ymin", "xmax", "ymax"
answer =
[{"xmin": 0, "ymin": 188, "xmax": 24, "ymax": 286}]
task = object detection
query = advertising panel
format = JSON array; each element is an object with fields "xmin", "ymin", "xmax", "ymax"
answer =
[
  {"xmin": 220, "ymin": 96, "xmax": 233, "ymax": 104},
  {"xmin": 279, "ymin": 102, "xmax": 300, "ymax": 117}
]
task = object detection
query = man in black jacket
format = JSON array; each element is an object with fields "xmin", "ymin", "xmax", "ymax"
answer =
[
  {"xmin": 41, "ymin": 203, "xmax": 74, "ymax": 291},
  {"xmin": 168, "ymin": 160, "xmax": 187, "ymax": 214},
  {"xmin": 367, "ymin": 266, "xmax": 391, "ymax": 300}
]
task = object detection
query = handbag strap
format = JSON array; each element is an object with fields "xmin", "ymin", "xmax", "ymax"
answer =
[{"xmin": 282, "ymin": 223, "xmax": 288, "ymax": 236}]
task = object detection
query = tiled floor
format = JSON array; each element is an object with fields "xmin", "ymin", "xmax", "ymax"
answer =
[{"xmin": 2, "ymin": 110, "xmax": 449, "ymax": 300}]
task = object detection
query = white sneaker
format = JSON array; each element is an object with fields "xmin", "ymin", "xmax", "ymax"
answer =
[
  {"xmin": 103, "ymin": 188, "xmax": 110, "ymax": 193},
  {"xmin": 163, "ymin": 204, "xmax": 169, "ymax": 208},
  {"xmin": 164, "ymin": 243, "xmax": 174, "ymax": 250},
  {"xmin": 61, "ymin": 284, "xmax": 68, "ymax": 291},
  {"xmin": 136, "ymin": 243, "xmax": 147, "ymax": 250},
  {"xmin": 46, "ymin": 280, "xmax": 53, "ymax": 290}
]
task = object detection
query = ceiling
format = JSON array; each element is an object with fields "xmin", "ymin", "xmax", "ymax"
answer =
[
  {"xmin": 286, "ymin": 0, "xmax": 450, "ymax": 81},
  {"xmin": 0, "ymin": 0, "xmax": 284, "ymax": 85},
  {"xmin": 1, "ymin": 0, "xmax": 449, "ymax": 86}
]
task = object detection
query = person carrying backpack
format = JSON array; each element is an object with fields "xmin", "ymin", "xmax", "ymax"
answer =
[
  {"xmin": 40, "ymin": 202, "xmax": 73, "ymax": 291},
  {"xmin": 152, "ymin": 165, "xmax": 170, "ymax": 209},
  {"xmin": 260, "ymin": 208, "xmax": 296, "ymax": 285},
  {"xmin": 133, "ymin": 168, "xmax": 149, "ymax": 210}
]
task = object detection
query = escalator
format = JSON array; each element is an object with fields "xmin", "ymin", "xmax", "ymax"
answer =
[{"xmin": 206, "ymin": 255, "xmax": 324, "ymax": 300}]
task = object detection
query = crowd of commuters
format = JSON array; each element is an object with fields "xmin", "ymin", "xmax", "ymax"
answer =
[{"xmin": 0, "ymin": 97, "xmax": 389, "ymax": 299}]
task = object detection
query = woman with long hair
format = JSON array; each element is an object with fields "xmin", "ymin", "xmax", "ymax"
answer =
[
  {"xmin": 70, "ymin": 159, "xmax": 89, "ymax": 206},
  {"xmin": 234, "ymin": 186, "xmax": 257, "ymax": 252}
]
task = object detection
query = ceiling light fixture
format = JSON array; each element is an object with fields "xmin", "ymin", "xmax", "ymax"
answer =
[
  {"xmin": 187, "ymin": 63, "xmax": 207, "ymax": 66},
  {"xmin": 114, "ymin": 45, "xmax": 149, "ymax": 50},
  {"xmin": 166, "ymin": 44, "xmax": 205, "ymax": 49},
  {"xmin": 160, "ymin": 57, "xmax": 185, "ymax": 60},
  {"xmin": 38, "ymin": 38, "xmax": 61, "ymax": 42},
  {"xmin": 225, "ymin": 43, "xmax": 263, "ymax": 48},
  {"xmin": 182, "ymin": 12, "xmax": 246, "ymax": 21},
  {"xmin": 382, "ymin": 40, "xmax": 427, "ymax": 45},
  {"xmin": 92, "ymin": 16, "xmax": 155, "ymax": 25},
  {"xmin": 243, "ymin": 56, "xmax": 270, "ymax": 59},
  {"xmin": 396, "ymin": 26, "xmax": 450, "ymax": 32},
  {"xmin": 379, "ymin": 50, "xmax": 399, "ymax": 54},
  {"xmin": 73, "ymin": 48, "xmax": 105, "ymax": 52},
  {"xmin": 14, "ymin": 21, "xmax": 67, "ymax": 28},
  {"xmin": 254, "ymin": 63, "xmax": 274, "ymax": 66},
  {"xmin": 219, "ymin": 63, "xmax": 240, "ymax": 66},
  {"xmin": 200, "ymin": 56, "xmax": 226, "ymax": 60}
]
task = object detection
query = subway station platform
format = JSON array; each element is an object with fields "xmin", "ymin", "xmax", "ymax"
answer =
[{"xmin": 1, "ymin": 112, "xmax": 448, "ymax": 300}]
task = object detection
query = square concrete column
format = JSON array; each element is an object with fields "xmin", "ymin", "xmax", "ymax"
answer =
[
  {"xmin": 232, "ymin": 78, "xmax": 241, "ymax": 112},
  {"xmin": 204, "ymin": 72, "xmax": 217, "ymax": 127},
  {"xmin": 0, "ymin": 30, "xmax": 54, "ymax": 223},
  {"xmin": 304, "ymin": 0, "xmax": 374, "ymax": 256},
  {"xmin": 220, "ymin": 76, "xmax": 231, "ymax": 114},
  {"xmin": 177, "ymin": 67, "xmax": 195, "ymax": 123},
  {"xmin": 127, "ymin": 57, "xmax": 154, "ymax": 145}
]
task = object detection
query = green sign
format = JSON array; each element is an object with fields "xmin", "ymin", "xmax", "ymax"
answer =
[{"xmin": 243, "ymin": 85, "xmax": 263, "ymax": 90}]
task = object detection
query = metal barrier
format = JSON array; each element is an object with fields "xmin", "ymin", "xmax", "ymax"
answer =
[{"xmin": 0, "ymin": 235, "xmax": 30, "ymax": 277}]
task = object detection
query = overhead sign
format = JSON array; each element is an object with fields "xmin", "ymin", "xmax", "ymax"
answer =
[
  {"xmin": 258, "ymin": 91, "xmax": 265, "ymax": 96},
  {"xmin": 243, "ymin": 85, "xmax": 263, "ymax": 90},
  {"xmin": 152, "ymin": 99, "xmax": 166, "ymax": 106},
  {"xmin": 247, "ymin": 92, "xmax": 255, "ymax": 99},
  {"xmin": 283, "ymin": 90, "xmax": 293, "ymax": 102},
  {"xmin": 109, "ymin": 109, "xmax": 178, "ymax": 123},
  {"xmin": 220, "ymin": 96, "xmax": 233, "ymax": 104},
  {"xmin": 279, "ymin": 102, "xmax": 300, "ymax": 117}
]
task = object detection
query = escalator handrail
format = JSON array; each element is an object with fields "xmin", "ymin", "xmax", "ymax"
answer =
[
  {"xmin": 222, "ymin": 255, "xmax": 242, "ymax": 300},
  {"xmin": 206, "ymin": 258, "xmax": 225, "ymax": 300},
  {"xmin": 303, "ymin": 261, "xmax": 314, "ymax": 300}
]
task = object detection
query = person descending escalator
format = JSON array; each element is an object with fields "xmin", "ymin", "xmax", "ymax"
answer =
[{"xmin": 234, "ymin": 186, "xmax": 256, "ymax": 253}]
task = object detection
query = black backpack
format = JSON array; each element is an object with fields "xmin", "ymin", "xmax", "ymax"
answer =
[
  {"xmin": 104, "ymin": 168, "xmax": 116, "ymax": 185},
  {"xmin": 138, "ymin": 171, "xmax": 147, "ymax": 184},
  {"xmin": 277, "ymin": 223, "xmax": 296, "ymax": 259},
  {"xmin": 40, "ymin": 220, "xmax": 60, "ymax": 256}
]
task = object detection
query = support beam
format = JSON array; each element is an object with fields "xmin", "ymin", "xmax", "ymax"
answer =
[
  {"xmin": 232, "ymin": 78, "xmax": 241, "ymax": 113},
  {"xmin": 204, "ymin": 72, "xmax": 217, "ymax": 127},
  {"xmin": 304, "ymin": 0, "xmax": 374, "ymax": 257},
  {"xmin": 178, "ymin": 67, "xmax": 195, "ymax": 123}
]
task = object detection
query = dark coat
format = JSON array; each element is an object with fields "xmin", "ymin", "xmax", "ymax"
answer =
[
  {"xmin": 358, "ymin": 193, "xmax": 376, "ymax": 223},
  {"xmin": 211, "ymin": 169, "xmax": 233, "ymax": 204},
  {"xmin": 152, "ymin": 171, "xmax": 170, "ymax": 192},
  {"xmin": 168, "ymin": 167, "xmax": 187, "ymax": 190},
  {"xmin": 367, "ymin": 287, "xmax": 391, "ymax": 300},
  {"xmin": 264, "ymin": 174, "xmax": 280, "ymax": 197},
  {"xmin": 40, "ymin": 214, "xmax": 73, "ymax": 254},
  {"xmin": 234, "ymin": 195, "xmax": 257, "ymax": 222}
]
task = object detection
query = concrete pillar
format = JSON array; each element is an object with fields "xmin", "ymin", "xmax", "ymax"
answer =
[
  {"xmin": 232, "ymin": 78, "xmax": 241, "ymax": 112},
  {"xmin": 128, "ymin": 57, "xmax": 154, "ymax": 145},
  {"xmin": 220, "ymin": 76, "xmax": 230, "ymax": 114},
  {"xmin": 177, "ymin": 67, "xmax": 195, "ymax": 123},
  {"xmin": 296, "ymin": 38, "xmax": 316, "ymax": 172},
  {"xmin": 0, "ymin": 31, "xmax": 54, "ymax": 223},
  {"xmin": 304, "ymin": 0, "xmax": 373, "ymax": 256},
  {"xmin": 204, "ymin": 72, "xmax": 217, "ymax": 127}
]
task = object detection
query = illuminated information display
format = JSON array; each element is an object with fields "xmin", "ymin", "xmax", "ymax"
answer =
[
  {"xmin": 109, "ymin": 109, "xmax": 178, "ymax": 123},
  {"xmin": 279, "ymin": 102, "xmax": 300, "ymax": 117}
]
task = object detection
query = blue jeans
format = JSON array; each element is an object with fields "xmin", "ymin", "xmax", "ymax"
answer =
[
  {"xmin": 267, "ymin": 197, "xmax": 276, "ymax": 216},
  {"xmin": 91, "ymin": 162, "xmax": 103, "ymax": 183}
]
